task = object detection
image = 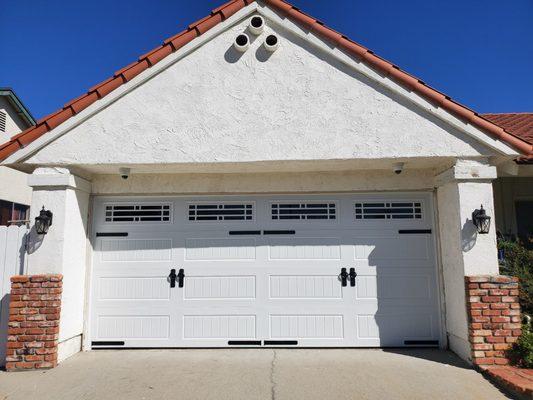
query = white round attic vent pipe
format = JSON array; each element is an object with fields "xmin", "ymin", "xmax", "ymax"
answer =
[
  {"xmin": 264, "ymin": 34, "xmax": 279, "ymax": 52},
  {"xmin": 234, "ymin": 33, "xmax": 250, "ymax": 52},
  {"xmin": 249, "ymin": 15, "xmax": 265, "ymax": 35}
]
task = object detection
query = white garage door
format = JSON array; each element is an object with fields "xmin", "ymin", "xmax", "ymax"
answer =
[{"xmin": 89, "ymin": 193, "xmax": 441, "ymax": 348}]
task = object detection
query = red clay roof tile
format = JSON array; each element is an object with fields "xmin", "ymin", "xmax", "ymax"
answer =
[
  {"xmin": 13, "ymin": 125, "xmax": 48, "ymax": 147},
  {"xmin": 168, "ymin": 29, "xmax": 198, "ymax": 51},
  {"xmin": 36, "ymin": 109, "xmax": 63, "ymax": 125},
  {"xmin": 45, "ymin": 108, "xmax": 74, "ymax": 130},
  {"xmin": 0, "ymin": 141, "xmax": 21, "ymax": 161},
  {"xmin": 216, "ymin": 0, "xmax": 247, "ymax": 19},
  {"xmin": 144, "ymin": 45, "xmax": 173, "ymax": 66},
  {"xmin": 212, "ymin": 1, "xmax": 237, "ymax": 14},
  {"xmin": 88, "ymin": 76, "xmax": 115, "ymax": 93},
  {"xmin": 482, "ymin": 113, "xmax": 533, "ymax": 145},
  {"xmin": 70, "ymin": 92, "xmax": 99, "ymax": 114},
  {"xmin": 162, "ymin": 29, "xmax": 188, "ymax": 46},
  {"xmin": 122, "ymin": 59, "xmax": 150, "ymax": 82},
  {"xmin": 196, "ymin": 13, "xmax": 224, "ymax": 35},
  {"xmin": 63, "ymin": 93, "xmax": 90, "ymax": 109},
  {"xmin": 188, "ymin": 15, "xmax": 213, "ymax": 32},
  {"xmin": 114, "ymin": 61, "xmax": 139, "ymax": 77},
  {"xmin": 1, "ymin": 0, "xmax": 531, "ymax": 163},
  {"xmin": 95, "ymin": 76, "xmax": 123, "ymax": 98}
]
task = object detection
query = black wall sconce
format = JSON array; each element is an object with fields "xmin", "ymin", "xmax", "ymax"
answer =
[
  {"xmin": 35, "ymin": 206, "xmax": 53, "ymax": 235},
  {"xmin": 472, "ymin": 205, "xmax": 491, "ymax": 234}
]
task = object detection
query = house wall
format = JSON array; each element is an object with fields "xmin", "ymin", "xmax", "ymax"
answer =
[
  {"xmin": 0, "ymin": 97, "xmax": 27, "ymax": 141},
  {"xmin": 493, "ymin": 177, "xmax": 533, "ymax": 237},
  {"xmin": 0, "ymin": 167, "xmax": 32, "ymax": 206},
  {"xmin": 25, "ymin": 13, "xmax": 496, "ymax": 166},
  {"xmin": 6, "ymin": 7, "xmax": 509, "ymax": 366},
  {"xmin": 436, "ymin": 168, "xmax": 498, "ymax": 362},
  {"xmin": 14, "ymin": 157, "xmax": 502, "ymax": 365},
  {"xmin": 0, "ymin": 97, "xmax": 32, "ymax": 208}
]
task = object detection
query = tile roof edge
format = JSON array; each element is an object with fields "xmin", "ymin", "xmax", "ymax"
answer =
[{"xmin": 1, "ymin": 0, "xmax": 531, "ymax": 163}]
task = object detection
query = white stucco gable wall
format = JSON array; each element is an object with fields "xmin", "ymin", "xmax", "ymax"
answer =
[{"xmin": 24, "ymin": 11, "xmax": 498, "ymax": 166}]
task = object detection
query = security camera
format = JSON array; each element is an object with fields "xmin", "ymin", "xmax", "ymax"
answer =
[
  {"xmin": 119, "ymin": 167, "xmax": 131, "ymax": 180},
  {"xmin": 393, "ymin": 162, "xmax": 404, "ymax": 175}
]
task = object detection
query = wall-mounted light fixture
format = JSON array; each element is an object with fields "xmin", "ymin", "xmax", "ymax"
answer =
[
  {"xmin": 472, "ymin": 205, "xmax": 491, "ymax": 234},
  {"xmin": 35, "ymin": 206, "xmax": 53, "ymax": 235}
]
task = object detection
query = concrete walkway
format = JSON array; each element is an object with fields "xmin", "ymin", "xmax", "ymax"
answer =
[{"xmin": 0, "ymin": 349, "xmax": 511, "ymax": 400}]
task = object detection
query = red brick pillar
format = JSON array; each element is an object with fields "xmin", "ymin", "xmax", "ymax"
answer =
[
  {"xmin": 5, "ymin": 274, "xmax": 62, "ymax": 371},
  {"xmin": 465, "ymin": 275, "xmax": 521, "ymax": 366}
]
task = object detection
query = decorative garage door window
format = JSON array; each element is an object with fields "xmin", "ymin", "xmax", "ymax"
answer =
[
  {"xmin": 105, "ymin": 204, "xmax": 171, "ymax": 223},
  {"xmin": 188, "ymin": 203, "xmax": 254, "ymax": 221},
  {"xmin": 271, "ymin": 202, "xmax": 336, "ymax": 220},
  {"xmin": 354, "ymin": 201, "xmax": 422, "ymax": 220}
]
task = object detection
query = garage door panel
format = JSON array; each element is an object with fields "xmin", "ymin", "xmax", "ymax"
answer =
[
  {"xmin": 356, "ymin": 313, "xmax": 437, "ymax": 345},
  {"xmin": 184, "ymin": 276, "xmax": 256, "ymax": 299},
  {"xmin": 354, "ymin": 274, "xmax": 433, "ymax": 300},
  {"xmin": 90, "ymin": 194, "xmax": 440, "ymax": 348},
  {"xmin": 354, "ymin": 236, "xmax": 430, "ymax": 262},
  {"xmin": 97, "ymin": 315, "xmax": 171, "ymax": 340},
  {"xmin": 100, "ymin": 238, "xmax": 173, "ymax": 262},
  {"xmin": 268, "ymin": 237, "xmax": 341, "ymax": 260},
  {"xmin": 269, "ymin": 315, "xmax": 344, "ymax": 339},
  {"xmin": 98, "ymin": 277, "xmax": 171, "ymax": 300},
  {"xmin": 183, "ymin": 315, "xmax": 256, "ymax": 339},
  {"xmin": 269, "ymin": 275, "xmax": 342, "ymax": 299},
  {"xmin": 185, "ymin": 238, "xmax": 257, "ymax": 260}
]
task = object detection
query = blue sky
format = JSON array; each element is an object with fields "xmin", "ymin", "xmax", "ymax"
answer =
[{"xmin": 1, "ymin": 0, "xmax": 532, "ymax": 120}]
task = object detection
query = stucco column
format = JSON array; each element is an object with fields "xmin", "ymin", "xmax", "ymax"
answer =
[
  {"xmin": 26, "ymin": 167, "xmax": 91, "ymax": 363},
  {"xmin": 435, "ymin": 159, "xmax": 499, "ymax": 362}
]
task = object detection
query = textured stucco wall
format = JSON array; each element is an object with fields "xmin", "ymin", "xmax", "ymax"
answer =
[
  {"xmin": 436, "ymin": 182, "xmax": 470, "ymax": 360},
  {"xmin": 459, "ymin": 182, "xmax": 498, "ymax": 276},
  {"xmin": 91, "ymin": 169, "xmax": 436, "ymax": 195},
  {"xmin": 26, "ymin": 13, "xmax": 494, "ymax": 166},
  {"xmin": 436, "ymin": 179, "xmax": 498, "ymax": 362},
  {"xmin": 26, "ymin": 169, "xmax": 90, "ymax": 351}
]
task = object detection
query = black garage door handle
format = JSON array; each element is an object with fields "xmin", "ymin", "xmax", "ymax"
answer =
[{"xmin": 178, "ymin": 268, "xmax": 185, "ymax": 288}]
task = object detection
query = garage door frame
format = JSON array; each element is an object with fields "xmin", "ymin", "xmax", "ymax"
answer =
[{"xmin": 83, "ymin": 191, "xmax": 447, "ymax": 350}]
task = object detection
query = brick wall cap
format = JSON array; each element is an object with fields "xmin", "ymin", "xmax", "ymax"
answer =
[
  {"xmin": 11, "ymin": 276, "xmax": 30, "ymax": 283},
  {"xmin": 465, "ymin": 275, "xmax": 518, "ymax": 283},
  {"xmin": 11, "ymin": 274, "xmax": 63, "ymax": 283}
]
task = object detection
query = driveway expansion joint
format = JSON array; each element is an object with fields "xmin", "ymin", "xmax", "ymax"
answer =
[{"xmin": 270, "ymin": 349, "xmax": 277, "ymax": 400}]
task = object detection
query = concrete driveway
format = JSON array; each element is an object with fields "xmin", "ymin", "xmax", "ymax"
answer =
[{"xmin": 0, "ymin": 349, "xmax": 511, "ymax": 400}]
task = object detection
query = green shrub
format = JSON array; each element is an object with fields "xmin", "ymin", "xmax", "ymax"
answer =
[
  {"xmin": 498, "ymin": 240, "xmax": 533, "ymax": 316},
  {"xmin": 508, "ymin": 323, "xmax": 533, "ymax": 368}
]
